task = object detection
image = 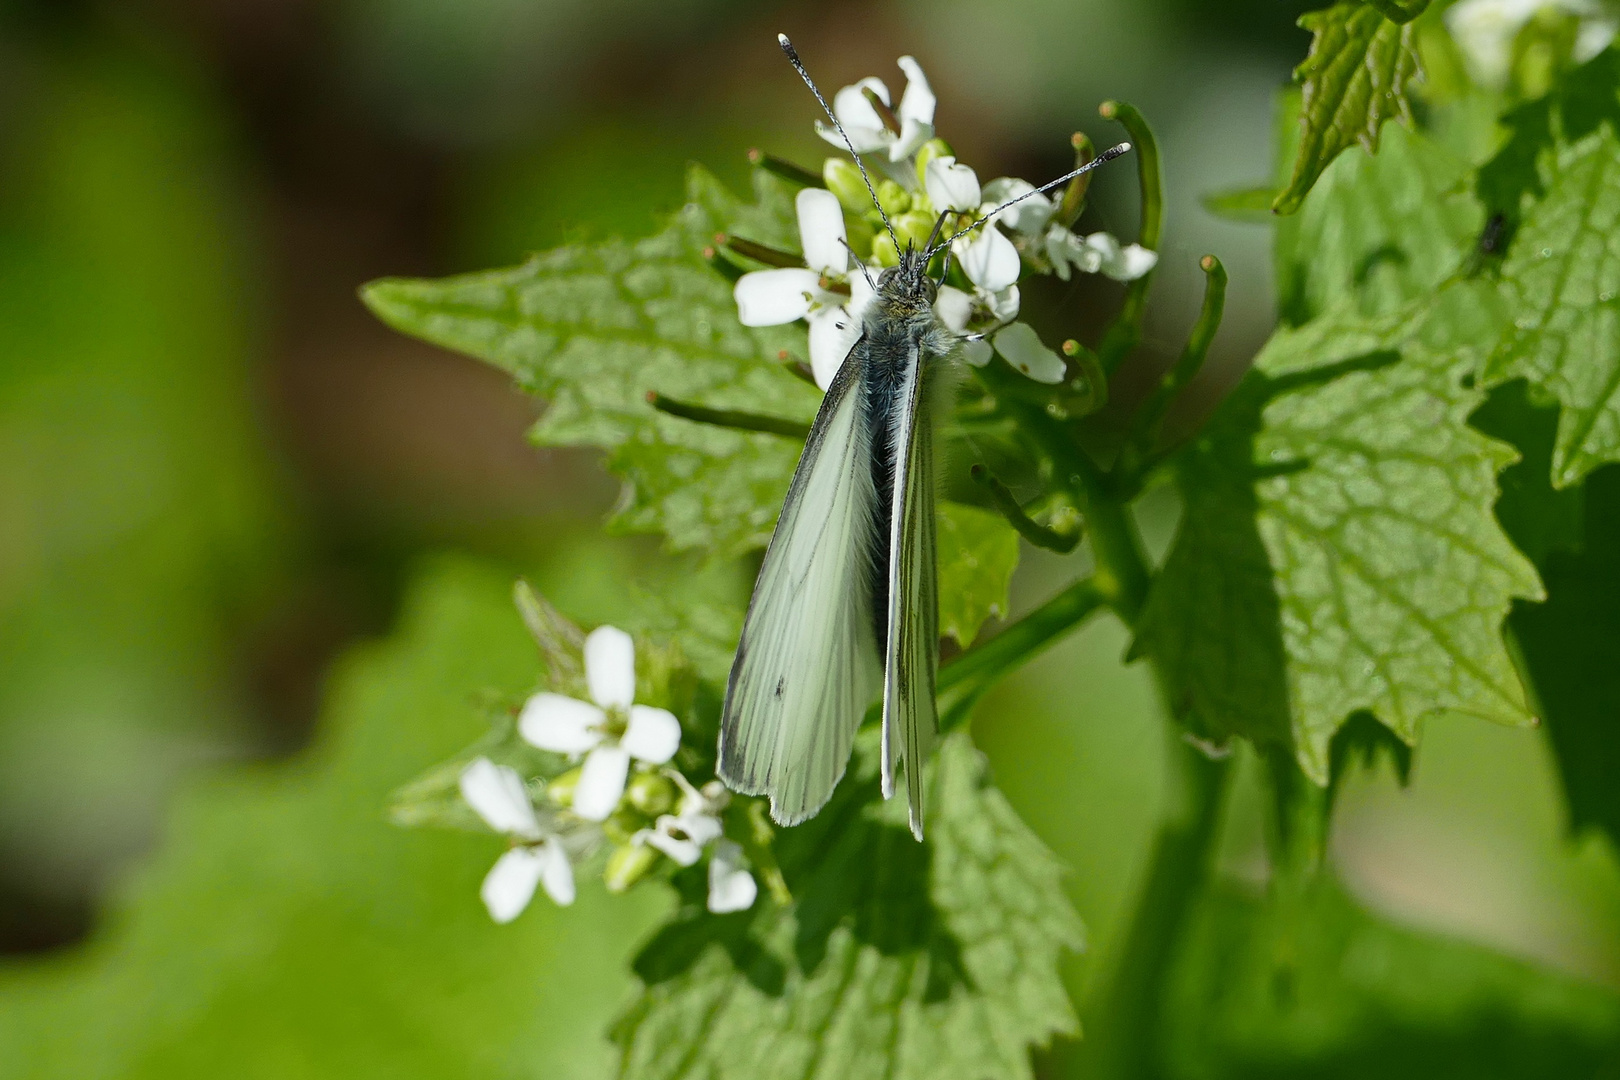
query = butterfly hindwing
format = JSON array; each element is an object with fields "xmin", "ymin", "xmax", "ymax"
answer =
[{"xmin": 718, "ymin": 355, "xmax": 884, "ymax": 826}]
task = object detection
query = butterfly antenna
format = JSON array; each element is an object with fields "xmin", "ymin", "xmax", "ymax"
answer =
[
  {"xmin": 777, "ymin": 34, "xmax": 901, "ymax": 254},
  {"xmin": 930, "ymin": 141, "xmax": 1134, "ymax": 255}
]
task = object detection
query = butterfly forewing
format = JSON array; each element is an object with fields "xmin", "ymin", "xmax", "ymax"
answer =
[
  {"xmin": 881, "ymin": 346, "xmax": 941, "ymax": 840},
  {"xmin": 718, "ymin": 357, "xmax": 884, "ymax": 826}
]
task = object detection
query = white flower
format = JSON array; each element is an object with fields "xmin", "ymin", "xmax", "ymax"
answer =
[
  {"xmin": 934, "ymin": 282, "xmax": 1019, "ymax": 367},
  {"xmin": 991, "ymin": 322, "xmax": 1067, "ymax": 384},
  {"xmin": 518, "ymin": 626, "xmax": 682, "ymax": 822},
  {"xmin": 1447, "ymin": 0, "xmax": 1617, "ymax": 86},
  {"xmin": 815, "ymin": 56, "xmax": 936, "ymax": 162},
  {"xmin": 733, "ymin": 188, "xmax": 875, "ymax": 389},
  {"xmin": 708, "ymin": 841, "xmax": 759, "ymax": 914},
  {"xmin": 459, "ymin": 757, "xmax": 576, "ymax": 921},
  {"xmin": 924, "ymin": 155, "xmax": 982, "ymax": 212},
  {"xmin": 641, "ymin": 778, "xmax": 728, "ymax": 866},
  {"xmin": 1044, "ymin": 228, "xmax": 1158, "ymax": 283},
  {"xmin": 979, "ymin": 177, "xmax": 1055, "ymax": 236},
  {"xmin": 952, "ymin": 225, "xmax": 1022, "ymax": 293}
]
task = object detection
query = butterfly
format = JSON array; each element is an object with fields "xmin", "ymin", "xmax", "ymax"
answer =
[{"xmin": 718, "ymin": 34, "xmax": 1129, "ymax": 840}]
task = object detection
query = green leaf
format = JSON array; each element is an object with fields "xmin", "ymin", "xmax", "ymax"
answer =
[
  {"xmin": 1137, "ymin": 288, "xmax": 1543, "ymax": 780},
  {"xmin": 936, "ymin": 502, "xmax": 1020, "ymax": 646},
  {"xmin": 1486, "ymin": 123, "xmax": 1620, "ymax": 487},
  {"xmin": 362, "ymin": 165, "xmax": 817, "ymax": 559},
  {"xmin": 613, "ymin": 731, "xmax": 1082, "ymax": 1080},
  {"xmin": 1274, "ymin": 2, "xmax": 1424, "ymax": 215},
  {"xmin": 1275, "ymin": 121, "xmax": 1482, "ymax": 325},
  {"xmin": 0, "ymin": 559, "xmax": 663, "ymax": 1078},
  {"xmin": 1164, "ymin": 880, "xmax": 1620, "ymax": 1077},
  {"xmin": 1513, "ymin": 471, "xmax": 1620, "ymax": 847}
]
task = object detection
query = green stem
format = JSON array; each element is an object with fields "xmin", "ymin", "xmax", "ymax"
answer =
[
  {"xmin": 937, "ymin": 577, "xmax": 1109, "ymax": 732},
  {"xmin": 1095, "ymin": 101, "xmax": 1165, "ymax": 376},
  {"xmin": 647, "ymin": 392, "xmax": 810, "ymax": 439},
  {"xmin": 1119, "ymin": 255, "xmax": 1227, "ymax": 482},
  {"xmin": 721, "ymin": 235, "xmax": 803, "ymax": 269},
  {"xmin": 1078, "ymin": 730, "xmax": 1230, "ymax": 1080},
  {"xmin": 1362, "ymin": 0, "xmax": 1430, "ymax": 23},
  {"xmin": 748, "ymin": 148, "xmax": 823, "ymax": 188},
  {"xmin": 969, "ymin": 466, "xmax": 1082, "ymax": 553},
  {"xmin": 1056, "ymin": 133, "xmax": 1097, "ymax": 229}
]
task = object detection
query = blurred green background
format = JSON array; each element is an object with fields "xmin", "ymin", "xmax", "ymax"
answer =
[{"xmin": 2, "ymin": 0, "xmax": 1618, "ymax": 1075}]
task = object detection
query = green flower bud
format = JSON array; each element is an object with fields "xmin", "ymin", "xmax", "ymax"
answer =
[
  {"xmin": 845, "ymin": 212, "xmax": 876, "ymax": 257},
  {"xmin": 870, "ymin": 232, "xmax": 900, "ymax": 268},
  {"xmin": 625, "ymin": 771, "xmax": 677, "ymax": 817},
  {"xmin": 874, "ymin": 178, "xmax": 911, "ymax": 217},
  {"xmin": 823, "ymin": 158, "xmax": 870, "ymax": 214},
  {"xmin": 913, "ymin": 138, "xmax": 954, "ymax": 191},
  {"xmin": 603, "ymin": 806, "xmax": 648, "ymax": 846},
  {"xmin": 894, "ymin": 211, "xmax": 935, "ymax": 253},
  {"xmin": 546, "ymin": 766, "xmax": 582, "ymax": 808},
  {"xmin": 604, "ymin": 843, "xmax": 661, "ymax": 893}
]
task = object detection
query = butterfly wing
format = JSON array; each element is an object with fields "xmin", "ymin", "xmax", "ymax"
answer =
[
  {"xmin": 881, "ymin": 346, "xmax": 940, "ymax": 841},
  {"xmin": 719, "ymin": 355, "xmax": 884, "ymax": 826}
]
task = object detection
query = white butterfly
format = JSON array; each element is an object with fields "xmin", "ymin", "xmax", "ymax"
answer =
[{"xmin": 718, "ymin": 34, "xmax": 1129, "ymax": 840}]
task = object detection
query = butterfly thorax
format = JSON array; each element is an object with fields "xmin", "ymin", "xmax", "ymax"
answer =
[{"xmin": 862, "ymin": 250, "xmax": 951, "ymax": 363}]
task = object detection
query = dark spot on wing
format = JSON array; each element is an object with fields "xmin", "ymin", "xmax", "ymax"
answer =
[{"xmin": 775, "ymin": 676, "xmax": 785, "ymax": 698}]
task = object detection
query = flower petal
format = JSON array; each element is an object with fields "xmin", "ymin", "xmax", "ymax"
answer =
[
  {"xmin": 816, "ymin": 121, "xmax": 891, "ymax": 156},
  {"xmin": 981, "ymin": 177, "xmax": 1053, "ymax": 236},
  {"xmin": 480, "ymin": 848, "xmax": 546, "ymax": 923},
  {"xmin": 734, "ymin": 268, "xmax": 821, "ymax": 326},
  {"xmin": 537, "ymin": 839, "xmax": 576, "ymax": 906},
  {"xmin": 986, "ymin": 284, "xmax": 1021, "ymax": 323},
  {"xmin": 893, "ymin": 117, "xmax": 935, "ymax": 162},
  {"xmin": 572, "ymin": 744, "xmax": 631, "ymax": 820},
  {"xmin": 645, "ymin": 828, "xmax": 703, "ymax": 866},
  {"xmin": 934, "ymin": 285, "xmax": 974, "ymax": 333},
  {"xmin": 847, "ymin": 270, "xmax": 875, "ymax": 316},
  {"xmin": 993, "ymin": 322, "xmax": 1067, "ymax": 384},
  {"xmin": 584, "ymin": 624, "xmax": 636, "ymax": 710},
  {"xmin": 518, "ymin": 693, "xmax": 604, "ymax": 755},
  {"xmin": 707, "ymin": 840, "xmax": 759, "ymax": 914},
  {"xmin": 959, "ymin": 338, "xmax": 993, "ymax": 367},
  {"xmin": 796, "ymin": 188, "xmax": 849, "ymax": 276},
  {"xmin": 807, "ymin": 307, "xmax": 862, "ymax": 390},
  {"xmin": 833, "ymin": 76, "xmax": 890, "ymax": 128},
  {"xmin": 895, "ymin": 57, "xmax": 936, "ymax": 126},
  {"xmin": 623, "ymin": 704, "xmax": 682, "ymax": 764},
  {"xmin": 1106, "ymin": 243, "xmax": 1159, "ymax": 282},
  {"xmin": 459, "ymin": 757, "xmax": 542, "ymax": 839},
  {"xmin": 953, "ymin": 226, "xmax": 1020, "ymax": 291},
  {"xmin": 925, "ymin": 156, "xmax": 981, "ymax": 213}
]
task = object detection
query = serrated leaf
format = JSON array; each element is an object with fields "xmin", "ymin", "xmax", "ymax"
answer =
[
  {"xmin": 1138, "ymin": 288, "xmax": 1543, "ymax": 780},
  {"xmin": 0, "ymin": 559, "xmax": 663, "ymax": 1078},
  {"xmin": 1276, "ymin": 121, "xmax": 1482, "ymax": 324},
  {"xmin": 1274, "ymin": 2, "xmax": 1424, "ymax": 215},
  {"xmin": 612, "ymin": 731, "xmax": 1082, "ymax": 1080},
  {"xmin": 936, "ymin": 502, "xmax": 1020, "ymax": 646},
  {"xmin": 1486, "ymin": 124, "xmax": 1620, "ymax": 487},
  {"xmin": 363, "ymin": 166, "xmax": 817, "ymax": 559},
  {"xmin": 1164, "ymin": 880, "xmax": 1620, "ymax": 1078}
]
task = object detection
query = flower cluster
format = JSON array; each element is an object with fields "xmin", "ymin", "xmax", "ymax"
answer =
[
  {"xmin": 734, "ymin": 55, "xmax": 1156, "ymax": 389},
  {"xmin": 458, "ymin": 625, "xmax": 757, "ymax": 923}
]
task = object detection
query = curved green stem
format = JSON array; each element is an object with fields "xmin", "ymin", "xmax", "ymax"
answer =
[
  {"xmin": 647, "ymin": 392, "xmax": 810, "ymax": 439},
  {"xmin": 1095, "ymin": 101, "xmax": 1165, "ymax": 376},
  {"xmin": 969, "ymin": 466, "xmax": 1082, "ymax": 553},
  {"xmin": 1119, "ymin": 255, "xmax": 1228, "ymax": 483}
]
